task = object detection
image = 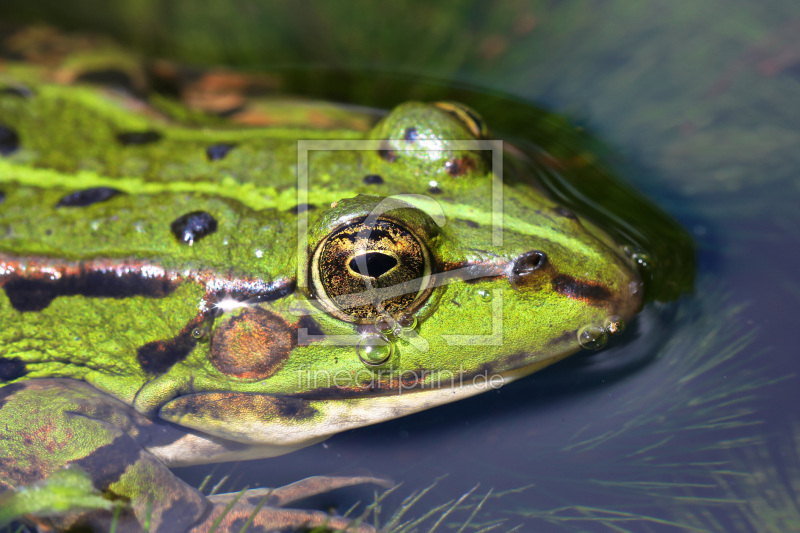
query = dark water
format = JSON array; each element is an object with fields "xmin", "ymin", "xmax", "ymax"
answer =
[{"xmin": 7, "ymin": 1, "xmax": 800, "ymax": 530}]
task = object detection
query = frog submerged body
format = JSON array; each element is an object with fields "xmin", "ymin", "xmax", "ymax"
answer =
[{"xmin": 0, "ymin": 29, "xmax": 643, "ymax": 532}]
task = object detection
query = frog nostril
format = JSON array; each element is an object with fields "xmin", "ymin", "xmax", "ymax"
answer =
[
  {"xmin": 510, "ymin": 251, "xmax": 548, "ymax": 289},
  {"xmin": 514, "ymin": 251, "xmax": 547, "ymax": 274}
]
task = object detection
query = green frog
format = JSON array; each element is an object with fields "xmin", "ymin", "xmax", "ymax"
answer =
[{"xmin": 0, "ymin": 28, "xmax": 643, "ymax": 532}]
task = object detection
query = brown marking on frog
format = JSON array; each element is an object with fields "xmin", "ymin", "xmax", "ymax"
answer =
[
  {"xmin": 551, "ymin": 274, "xmax": 612, "ymax": 306},
  {"xmin": 169, "ymin": 392, "xmax": 317, "ymax": 421},
  {"xmin": 0, "ymin": 357, "xmax": 28, "ymax": 382},
  {"xmin": 444, "ymin": 156, "xmax": 476, "ymax": 177},
  {"xmin": 209, "ymin": 307, "xmax": 297, "ymax": 380},
  {"xmin": 0, "ymin": 254, "xmax": 299, "ymax": 377},
  {"xmin": 377, "ymin": 141, "xmax": 398, "ymax": 162},
  {"xmin": 0, "ymin": 254, "xmax": 294, "ymax": 312},
  {"xmin": 137, "ymin": 317, "xmax": 204, "ymax": 376},
  {"xmin": 0, "ymin": 256, "xmax": 180, "ymax": 312}
]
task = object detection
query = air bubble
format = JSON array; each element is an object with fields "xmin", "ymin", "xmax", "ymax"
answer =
[
  {"xmin": 356, "ymin": 333, "xmax": 393, "ymax": 366},
  {"xmin": 477, "ymin": 289, "xmax": 491, "ymax": 301},
  {"xmin": 375, "ymin": 318, "xmax": 394, "ymax": 335},
  {"xmin": 603, "ymin": 316, "xmax": 625, "ymax": 336},
  {"xmin": 191, "ymin": 327, "xmax": 210, "ymax": 342},
  {"xmin": 577, "ymin": 324, "xmax": 608, "ymax": 351},
  {"xmin": 397, "ymin": 314, "xmax": 417, "ymax": 331}
]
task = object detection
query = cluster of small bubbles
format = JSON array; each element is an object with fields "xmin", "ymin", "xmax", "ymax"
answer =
[
  {"xmin": 356, "ymin": 333, "xmax": 393, "ymax": 366},
  {"xmin": 477, "ymin": 289, "xmax": 492, "ymax": 302},
  {"xmin": 577, "ymin": 324, "xmax": 608, "ymax": 351},
  {"xmin": 632, "ymin": 252, "xmax": 651, "ymax": 270},
  {"xmin": 603, "ymin": 315, "xmax": 625, "ymax": 336},
  {"xmin": 375, "ymin": 313, "xmax": 418, "ymax": 337},
  {"xmin": 623, "ymin": 246, "xmax": 652, "ymax": 271}
]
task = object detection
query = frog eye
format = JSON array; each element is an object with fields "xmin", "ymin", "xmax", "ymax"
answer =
[
  {"xmin": 310, "ymin": 217, "xmax": 434, "ymax": 323},
  {"xmin": 434, "ymin": 101, "xmax": 489, "ymax": 139}
]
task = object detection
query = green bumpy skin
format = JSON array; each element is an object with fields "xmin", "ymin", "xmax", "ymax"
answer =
[{"xmin": 0, "ymin": 43, "xmax": 642, "ymax": 532}]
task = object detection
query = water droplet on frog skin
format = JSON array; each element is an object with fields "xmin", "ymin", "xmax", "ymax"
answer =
[
  {"xmin": 603, "ymin": 315, "xmax": 625, "ymax": 336},
  {"xmin": 356, "ymin": 333, "xmax": 394, "ymax": 366},
  {"xmin": 397, "ymin": 313, "xmax": 417, "ymax": 332},
  {"xmin": 191, "ymin": 325, "xmax": 211, "ymax": 342},
  {"xmin": 375, "ymin": 317, "xmax": 394, "ymax": 335},
  {"xmin": 577, "ymin": 324, "xmax": 608, "ymax": 350}
]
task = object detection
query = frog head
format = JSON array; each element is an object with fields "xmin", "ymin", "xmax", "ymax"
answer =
[{"xmin": 155, "ymin": 102, "xmax": 643, "ymax": 455}]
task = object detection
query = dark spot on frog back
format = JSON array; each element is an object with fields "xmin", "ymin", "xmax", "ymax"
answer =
[
  {"xmin": 137, "ymin": 320, "xmax": 201, "ymax": 375},
  {"xmin": 75, "ymin": 69, "xmax": 139, "ymax": 95},
  {"xmin": 296, "ymin": 314, "xmax": 325, "ymax": 337},
  {"xmin": 1, "ymin": 268, "xmax": 178, "ymax": 312},
  {"xmin": 363, "ymin": 174, "xmax": 384, "ymax": 185},
  {"xmin": 116, "ymin": 130, "xmax": 162, "ymax": 146},
  {"xmin": 0, "ymin": 357, "xmax": 28, "ymax": 382},
  {"xmin": 377, "ymin": 142, "xmax": 397, "ymax": 162},
  {"xmin": 170, "ymin": 211, "xmax": 217, "ymax": 245},
  {"xmin": 206, "ymin": 143, "xmax": 237, "ymax": 161},
  {"xmin": 56, "ymin": 187, "xmax": 123, "ymax": 207},
  {"xmin": 444, "ymin": 156, "xmax": 476, "ymax": 177},
  {"xmin": 0, "ymin": 125, "xmax": 20, "ymax": 156},
  {"xmin": 288, "ymin": 203, "xmax": 314, "ymax": 215},
  {"xmin": 0, "ymin": 86, "xmax": 34, "ymax": 98}
]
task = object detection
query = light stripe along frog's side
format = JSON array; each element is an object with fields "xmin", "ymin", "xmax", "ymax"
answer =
[{"xmin": 0, "ymin": 29, "xmax": 642, "ymax": 532}]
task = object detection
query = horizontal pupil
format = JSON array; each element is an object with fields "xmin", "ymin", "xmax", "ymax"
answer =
[{"xmin": 349, "ymin": 252, "xmax": 398, "ymax": 279}]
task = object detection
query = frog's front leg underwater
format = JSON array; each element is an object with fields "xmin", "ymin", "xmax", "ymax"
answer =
[{"xmin": 0, "ymin": 379, "xmax": 389, "ymax": 532}]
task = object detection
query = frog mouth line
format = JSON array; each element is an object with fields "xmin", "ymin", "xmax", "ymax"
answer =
[{"xmin": 158, "ymin": 351, "xmax": 576, "ymax": 447}]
